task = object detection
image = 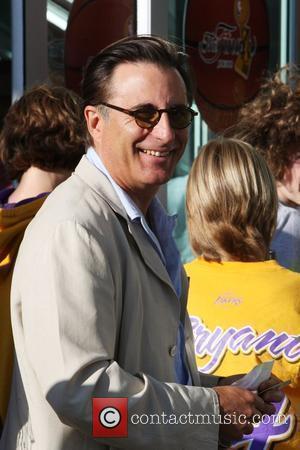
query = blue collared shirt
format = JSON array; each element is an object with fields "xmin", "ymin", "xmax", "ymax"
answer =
[{"xmin": 86, "ymin": 147, "xmax": 189, "ymax": 384}]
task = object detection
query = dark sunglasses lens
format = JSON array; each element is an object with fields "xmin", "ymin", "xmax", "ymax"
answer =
[
  {"xmin": 169, "ymin": 107, "xmax": 193, "ymax": 129},
  {"xmin": 134, "ymin": 110, "xmax": 160, "ymax": 128}
]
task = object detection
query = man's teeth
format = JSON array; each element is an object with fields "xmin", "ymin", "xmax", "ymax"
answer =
[{"xmin": 141, "ymin": 149, "xmax": 171, "ymax": 157}]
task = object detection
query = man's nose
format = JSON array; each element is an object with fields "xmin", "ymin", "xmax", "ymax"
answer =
[{"xmin": 152, "ymin": 112, "xmax": 175, "ymax": 143}]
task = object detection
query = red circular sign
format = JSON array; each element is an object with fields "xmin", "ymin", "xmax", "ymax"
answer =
[
  {"xmin": 185, "ymin": 0, "xmax": 269, "ymax": 132},
  {"xmin": 65, "ymin": 0, "xmax": 134, "ymax": 94}
]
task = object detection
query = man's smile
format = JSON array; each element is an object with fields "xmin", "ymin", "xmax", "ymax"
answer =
[{"xmin": 140, "ymin": 148, "xmax": 172, "ymax": 157}]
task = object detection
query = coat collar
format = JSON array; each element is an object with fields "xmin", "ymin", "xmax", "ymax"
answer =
[
  {"xmin": 74, "ymin": 156, "xmax": 180, "ymax": 298},
  {"xmin": 74, "ymin": 155, "xmax": 127, "ymax": 219}
]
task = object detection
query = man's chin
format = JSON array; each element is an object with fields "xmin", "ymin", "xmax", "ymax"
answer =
[{"xmin": 149, "ymin": 177, "xmax": 172, "ymax": 189}]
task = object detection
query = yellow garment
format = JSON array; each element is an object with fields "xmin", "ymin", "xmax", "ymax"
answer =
[
  {"xmin": 186, "ymin": 258, "xmax": 300, "ymax": 449},
  {"xmin": 0, "ymin": 196, "xmax": 46, "ymax": 426}
]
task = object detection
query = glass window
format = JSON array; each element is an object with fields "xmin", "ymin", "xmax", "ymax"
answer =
[
  {"xmin": 47, "ymin": 0, "xmax": 72, "ymax": 86},
  {"xmin": 166, "ymin": 0, "xmax": 290, "ymax": 262},
  {"xmin": 47, "ymin": 0, "xmax": 135, "ymax": 91},
  {"xmin": 0, "ymin": 0, "xmax": 11, "ymax": 125}
]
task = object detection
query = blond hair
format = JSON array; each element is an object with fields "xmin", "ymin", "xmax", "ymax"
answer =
[{"xmin": 186, "ymin": 138, "xmax": 278, "ymax": 262}]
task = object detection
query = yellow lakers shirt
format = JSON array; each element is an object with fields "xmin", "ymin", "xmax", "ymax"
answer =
[{"xmin": 186, "ymin": 258, "xmax": 300, "ymax": 449}]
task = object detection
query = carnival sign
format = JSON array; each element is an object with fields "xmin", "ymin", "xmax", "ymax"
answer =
[{"xmin": 185, "ymin": 0, "xmax": 269, "ymax": 132}]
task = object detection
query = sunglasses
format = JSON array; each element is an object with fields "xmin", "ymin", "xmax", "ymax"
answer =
[{"xmin": 99, "ymin": 102, "xmax": 198, "ymax": 129}]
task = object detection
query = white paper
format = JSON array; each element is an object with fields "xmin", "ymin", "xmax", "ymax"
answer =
[{"xmin": 232, "ymin": 361, "xmax": 274, "ymax": 390}]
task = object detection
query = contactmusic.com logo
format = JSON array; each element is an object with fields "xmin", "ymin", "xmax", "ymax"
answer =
[{"xmin": 93, "ymin": 398, "xmax": 128, "ymax": 437}]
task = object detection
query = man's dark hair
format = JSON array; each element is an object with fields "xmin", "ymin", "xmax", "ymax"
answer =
[
  {"xmin": 82, "ymin": 35, "xmax": 194, "ymax": 110},
  {"xmin": 0, "ymin": 84, "xmax": 86, "ymax": 180}
]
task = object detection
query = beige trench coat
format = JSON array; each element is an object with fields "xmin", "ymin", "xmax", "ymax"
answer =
[{"xmin": 1, "ymin": 156, "xmax": 219, "ymax": 450}]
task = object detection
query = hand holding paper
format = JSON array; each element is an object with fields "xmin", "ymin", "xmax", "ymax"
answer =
[
  {"xmin": 231, "ymin": 361, "xmax": 285, "ymax": 404},
  {"xmin": 232, "ymin": 361, "xmax": 274, "ymax": 390}
]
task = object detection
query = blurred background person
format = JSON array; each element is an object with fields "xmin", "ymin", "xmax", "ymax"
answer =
[
  {"xmin": 0, "ymin": 84, "xmax": 85, "ymax": 435},
  {"xmin": 228, "ymin": 67, "xmax": 300, "ymax": 272},
  {"xmin": 185, "ymin": 138, "xmax": 299, "ymax": 449},
  {"xmin": 0, "ymin": 162, "xmax": 11, "ymax": 190}
]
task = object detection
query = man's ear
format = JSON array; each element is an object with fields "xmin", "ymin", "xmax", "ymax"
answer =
[{"xmin": 84, "ymin": 106, "xmax": 103, "ymax": 141}]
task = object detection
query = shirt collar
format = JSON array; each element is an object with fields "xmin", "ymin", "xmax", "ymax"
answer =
[
  {"xmin": 86, "ymin": 147, "xmax": 181, "ymax": 296},
  {"xmin": 86, "ymin": 147, "xmax": 177, "ymax": 263},
  {"xmin": 86, "ymin": 146, "xmax": 176, "ymax": 225},
  {"xmin": 87, "ymin": 147, "xmax": 145, "ymax": 220}
]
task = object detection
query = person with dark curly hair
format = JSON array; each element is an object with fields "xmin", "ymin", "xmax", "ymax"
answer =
[
  {"xmin": 0, "ymin": 84, "xmax": 85, "ymax": 434},
  {"xmin": 228, "ymin": 67, "xmax": 300, "ymax": 272}
]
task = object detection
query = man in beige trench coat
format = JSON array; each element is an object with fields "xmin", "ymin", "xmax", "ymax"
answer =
[{"xmin": 1, "ymin": 36, "xmax": 282, "ymax": 450}]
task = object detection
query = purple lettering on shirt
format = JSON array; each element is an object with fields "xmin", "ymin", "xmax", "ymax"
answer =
[
  {"xmin": 190, "ymin": 316, "xmax": 300, "ymax": 374},
  {"xmin": 191, "ymin": 316, "xmax": 211, "ymax": 356},
  {"xmin": 234, "ymin": 396, "xmax": 296, "ymax": 449},
  {"xmin": 228, "ymin": 327, "xmax": 256, "ymax": 352},
  {"xmin": 200, "ymin": 327, "xmax": 236, "ymax": 373},
  {"xmin": 250, "ymin": 331, "xmax": 290, "ymax": 357},
  {"xmin": 283, "ymin": 336, "xmax": 300, "ymax": 360}
]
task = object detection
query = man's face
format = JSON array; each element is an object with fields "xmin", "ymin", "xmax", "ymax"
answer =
[{"xmin": 91, "ymin": 62, "xmax": 189, "ymax": 203}]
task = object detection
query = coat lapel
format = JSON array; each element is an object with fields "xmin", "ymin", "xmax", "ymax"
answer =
[
  {"xmin": 75, "ymin": 156, "xmax": 177, "ymax": 295},
  {"xmin": 127, "ymin": 220, "xmax": 176, "ymax": 294}
]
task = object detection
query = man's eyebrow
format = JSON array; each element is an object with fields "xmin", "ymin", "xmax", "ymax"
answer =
[
  {"xmin": 130, "ymin": 103, "xmax": 156, "ymax": 110},
  {"xmin": 130, "ymin": 102, "xmax": 188, "ymax": 110}
]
